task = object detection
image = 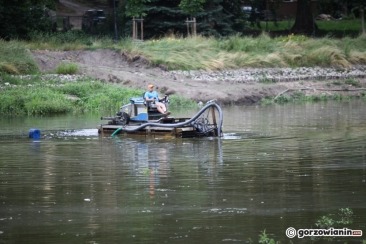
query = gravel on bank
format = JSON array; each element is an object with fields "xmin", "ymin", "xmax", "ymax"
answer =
[
  {"xmin": 172, "ymin": 66, "xmax": 366, "ymax": 84},
  {"xmin": 4, "ymin": 66, "xmax": 366, "ymax": 86}
]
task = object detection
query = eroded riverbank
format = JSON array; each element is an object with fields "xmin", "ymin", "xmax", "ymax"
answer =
[{"xmin": 31, "ymin": 50, "xmax": 366, "ymax": 104}]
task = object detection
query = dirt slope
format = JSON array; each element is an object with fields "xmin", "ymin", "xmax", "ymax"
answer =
[
  {"xmin": 32, "ymin": 49, "xmax": 242, "ymax": 103},
  {"xmin": 31, "ymin": 49, "xmax": 366, "ymax": 105}
]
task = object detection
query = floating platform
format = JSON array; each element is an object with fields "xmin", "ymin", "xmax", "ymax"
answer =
[
  {"xmin": 98, "ymin": 99, "xmax": 223, "ymax": 138},
  {"xmin": 98, "ymin": 124, "xmax": 200, "ymax": 138}
]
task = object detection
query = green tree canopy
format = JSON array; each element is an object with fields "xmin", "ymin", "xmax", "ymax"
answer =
[
  {"xmin": 179, "ymin": 0, "xmax": 206, "ymax": 16},
  {"xmin": 0, "ymin": 0, "xmax": 56, "ymax": 39},
  {"xmin": 125, "ymin": 0, "xmax": 149, "ymax": 17},
  {"xmin": 129, "ymin": 0, "xmax": 238, "ymax": 38}
]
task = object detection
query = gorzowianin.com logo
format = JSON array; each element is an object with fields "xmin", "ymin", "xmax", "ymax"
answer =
[{"xmin": 286, "ymin": 227, "xmax": 363, "ymax": 239}]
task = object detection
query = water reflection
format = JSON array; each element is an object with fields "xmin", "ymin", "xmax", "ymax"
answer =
[
  {"xmin": 0, "ymin": 101, "xmax": 366, "ymax": 243},
  {"xmin": 111, "ymin": 136, "xmax": 224, "ymax": 192}
]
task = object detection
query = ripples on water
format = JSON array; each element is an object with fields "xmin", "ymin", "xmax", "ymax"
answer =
[{"xmin": 0, "ymin": 101, "xmax": 365, "ymax": 243}]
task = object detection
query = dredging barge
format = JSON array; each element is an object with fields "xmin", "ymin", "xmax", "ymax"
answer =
[{"xmin": 98, "ymin": 96, "xmax": 223, "ymax": 138}]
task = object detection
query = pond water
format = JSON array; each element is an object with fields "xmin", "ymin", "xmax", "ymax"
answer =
[{"xmin": 0, "ymin": 100, "xmax": 365, "ymax": 243}]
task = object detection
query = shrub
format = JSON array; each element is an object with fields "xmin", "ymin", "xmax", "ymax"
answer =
[
  {"xmin": 344, "ymin": 78, "xmax": 361, "ymax": 87},
  {"xmin": 55, "ymin": 62, "xmax": 79, "ymax": 74}
]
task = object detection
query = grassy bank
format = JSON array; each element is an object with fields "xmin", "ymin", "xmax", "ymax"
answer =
[
  {"xmin": 1, "ymin": 31, "xmax": 366, "ymax": 115},
  {"xmin": 2, "ymin": 31, "xmax": 366, "ymax": 72},
  {"xmin": 1, "ymin": 18, "xmax": 365, "ymax": 73},
  {"xmin": 0, "ymin": 40, "xmax": 39, "ymax": 74},
  {"xmin": 0, "ymin": 75, "xmax": 195, "ymax": 116},
  {"xmin": 261, "ymin": 90, "xmax": 366, "ymax": 106},
  {"xmin": 131, "ymin": 34, "xmax": 366, "ymax": 70},
  {"xmin": 249, "ymin": 19, "xmax": 363, "ymax": 35}
]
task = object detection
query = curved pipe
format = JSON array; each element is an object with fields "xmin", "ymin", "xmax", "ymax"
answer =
[
  {"xmin": 116, "ymin": 102, "xmax": 223, "ymax": 136},
  {"xmin": 111, "ymin": 127, "xmax": 123, "ymax": 137}
]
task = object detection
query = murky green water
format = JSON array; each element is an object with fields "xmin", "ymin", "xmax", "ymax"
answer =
[{"xmin": 0, "ymin": 101, "xmax": 365, "ymax": 243}]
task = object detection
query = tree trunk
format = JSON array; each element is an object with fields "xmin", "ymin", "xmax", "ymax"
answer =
[{"xmin": 291, "ymin": 0, "xmax": 318, "ymax": 35}]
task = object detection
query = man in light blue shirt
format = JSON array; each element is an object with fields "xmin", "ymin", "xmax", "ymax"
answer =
[{"xmin": 144, "ymin": 84, "xmax": 170, "ymax": 116}]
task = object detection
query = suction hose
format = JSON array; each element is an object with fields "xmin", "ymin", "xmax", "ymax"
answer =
[{"xmin": 111, "ymin": 127, "xmax": 123, "ymax": 137}]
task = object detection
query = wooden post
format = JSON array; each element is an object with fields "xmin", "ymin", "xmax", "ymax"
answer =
[
  {"xmin": 193, "ymin": 17, "xmax": 196, "ymax": 36},
  {"xmin": 141, "ymin": 18, "xmax": 144, "ymax": 41},
  {"xmin": 132, "ymin": 17, "xmax": 144, "ymax": 41},
  {"xmin": 185, "ymin": 18, "xmax": 196, "ymax": 37},
  {"xmin": 132, "ymin": 17, "xmax": 136, "ymax": 39},
  {"xmin": 186, "ymin": 18, "xmax": 190, "ymax": 36}
]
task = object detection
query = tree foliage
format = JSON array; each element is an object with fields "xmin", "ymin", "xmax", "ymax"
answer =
[
  {"xmin": 125, "ymin": 0, "xmax": 150, "ymax": 17},
  {"xmin": 179, "ymin": 0, "xmax": 206, "ymax": 16},
  {"xmin": 285, "ymin": 0, "xmax": 366, "ymax": 35},
  {"xmin": 0, "ymin": 0, "xmax": 364, "ymax": 40},
  {"xmin": 140, "ymin": 0, "xmax": 185, "ymax": 38},
  {"xmin": 350, "ymin": 0, "xmax": 365, "ymax": 34},
  {"xmin": 221, "ymin": 0, "xmax": 247, "ymax": 33},
  {"xmin": 0, "ymin": 0, "xmax": 56, "ymax": 39},
  {"xmin": 197, "ymin": 0, "xmax": 237, "ymax": 36},
  {"xmin": 134, "ymin": 0, "xmax": 237, "ymax": 38}
]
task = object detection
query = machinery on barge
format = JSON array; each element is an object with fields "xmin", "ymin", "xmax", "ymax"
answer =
[{"xmin": 98, "ymin": 95, "xmax": 223, "ymax": 138}]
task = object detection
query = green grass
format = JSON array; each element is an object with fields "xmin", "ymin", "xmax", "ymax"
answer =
[
  {"xmin": 316, "ymin": 19, "xmax": 363, "ymax": 33},
  {"xmin": 0, "ymin": 77, "xmax": 140, "ymax": 115},
  {"xmin": 259, "ymin": 78, "xmax": 365, "ymax": 105},
  {"xmin": 131, "ymin": 34, "xmax": 366, "ymax": 70},
  {"xmin": 261, "ymin": 90, "xmax": 356, "ymax": 105},
  {"xmin": 0, "ymin": 86, "xmax": 73, "ymax": 115},
  {"xmin": 1, "ymin": 27, "xmax": 366, "ymax": 115},
  {"xmin": 2, "ymin": 28, "xmax": 366, "ymax": 73},
  {"xmin": 249, "ymin": 18, "xmax": 363, "ymax": 34},
  {"xmin": 55, "ymin": 62, "xmax": 79, "ymax": 74},
  {"xmin": 24, "ymin": 31, "xmax": 122, "ymax": 50},
  {"xmin": 0, "ymin": 76, "xmax": 195, "ymax": 116},
  {"xmin": 0, "ymin": 40, "xmax": 39, "ymax": 74}
]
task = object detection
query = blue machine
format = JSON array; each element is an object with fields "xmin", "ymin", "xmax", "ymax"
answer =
[{"xmin": 101, "ymin": 95, "xmax": 169, "ymax": 125}]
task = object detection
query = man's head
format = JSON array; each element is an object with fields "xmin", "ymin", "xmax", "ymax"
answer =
[{"xmin": 148, "ymin": 84, "xmax": 154, "ymax": 91}]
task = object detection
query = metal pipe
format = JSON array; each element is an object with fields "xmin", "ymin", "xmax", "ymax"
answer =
[{"xmin": 101, "ymin": 116, "xmax": 117, "ymax": 120}]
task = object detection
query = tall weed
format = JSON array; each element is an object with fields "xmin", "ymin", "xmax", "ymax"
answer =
[
  {"xmin": 133, "ymin": 34, "xmax": 366, "ymax": 69},
  {"xmin": 27, "ymin": 31, "xmax": 116, "ymax": 50},
  {"xmin": 55, "ymin": 62, "xmax": 79, "ymax": 74},
  {"xmin": 0, "ymin": 40, "xmax": 39, "ymax": 74},
  {"xmin": 4, "ymin": 32, "xmax": 366, "ymax": 71},
  {"xmin": 57, "ymin": 81, "xmax": 142, "ymax": 114}
]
